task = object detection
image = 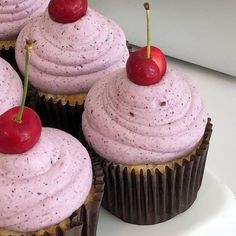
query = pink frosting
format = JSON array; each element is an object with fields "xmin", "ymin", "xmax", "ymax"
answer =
[
  {"xmin": 0, "ymin": 0, "xmax": 50, "ymax": 39},
  {"xmin": 82, "ymin": 68, "xmax": 208, "ymax": 165},
  {"xmin": 0, "ymin": 128, "xmax": 92, "ymax": 232},
  {"xmin": 0, "ymin": 58, "xmax": 23, "ymax": 115},
  {"xmin": 15, "ymin": 8, "xmax": 129, "ymax": 94}
]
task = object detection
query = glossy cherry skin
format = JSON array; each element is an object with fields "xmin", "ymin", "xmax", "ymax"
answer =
[
  {"xmin": 0, "ymin": 107, "xmax": 42, "ymax": 154},
  {"xmin": 48, "ymin": 0, "xmax": 88, "ymax": 23},
  {"xmin": 126, "ymin": 50, "xmax": 161, "ymax": 86},
  {"xmin": 140, "ymin": 46, "xmax": 167, "ymax": 77}
]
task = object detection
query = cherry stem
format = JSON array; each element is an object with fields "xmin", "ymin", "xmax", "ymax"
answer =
[
  {"xmin": 16, "ymin": 40, "xmax": 33, "ymax": 123},
  {"xmin": 144, "ymin": 2, "xmax": 151, "ymax": 59}
]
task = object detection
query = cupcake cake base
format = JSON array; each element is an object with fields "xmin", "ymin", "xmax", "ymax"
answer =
[
  {"xmin": 93, "ymin": 119, "xmax": 212, "ymax": 225},
  {"xmin": 0, "ymin": 40, "xmax": 16, "ymax": 50}
]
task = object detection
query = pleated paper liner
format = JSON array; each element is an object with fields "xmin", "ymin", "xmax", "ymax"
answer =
[
  {"xmin": 94, "ymin": 119, "xmax": 212, "ymax": 225},
  {"xmin": 67, "ymin": 158, "xmax": 104, "ymax": 236},
  {"xmin": 0, "ymin": 158, "xmax": 104, "ymax": 236},
  {"xmin": 27, "ymin": 91, "xmax": 85, "ymax": 140}
]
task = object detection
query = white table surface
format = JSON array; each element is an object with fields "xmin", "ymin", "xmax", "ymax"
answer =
[
  {"xmin": 97, "ymin": 170, "xmax": 236, "ymax": 236},
  {"xmin": 166, "ymin": 57, "xmax": 236, "ymax": 197}
]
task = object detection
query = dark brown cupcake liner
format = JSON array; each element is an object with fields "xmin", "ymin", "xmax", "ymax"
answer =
[
  {"xmin": 62, "ymin": 158, "xmax": 104, "ymax": 236},
  {"xmin": 27, "ymin": 91, "xmax": 85, "ymax": 141},
  {"xmin": 0, "ymin": 47, "xmax": 21, "ymax": 75},
  {"xmin": 92, "ymin": 119, "xmax": 212, "ymax": 225},
  {"xmin": 0, "ymin": 46, "xmax": 14, "ymax": 63}
]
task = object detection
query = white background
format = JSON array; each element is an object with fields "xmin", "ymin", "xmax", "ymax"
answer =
[{"xmin": 89, "ymin": 0, "xmax": 236, "ymax": 76}]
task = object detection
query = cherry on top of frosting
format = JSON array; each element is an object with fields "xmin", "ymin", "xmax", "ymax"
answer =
[
  {"xmin": 126, "ymin": 2, "xmax": 167, "ymax": 86},
  {"xmin": 48, "ymin": 0, "xmax": 88, "ymax": 23},
  {"xmin": 0, "ymin": 40, "xmax": 42, "ymax": 154},
  {"xmin": 0, "ymin": 107, "xmax": 42, "ymax": 154},
  {"xmin": 126, "ymin": 50, "xmax": 161, "ymax": 86}
]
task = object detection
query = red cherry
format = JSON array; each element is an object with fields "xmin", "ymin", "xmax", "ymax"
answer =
[
  {"xmin": 48, "ymin": 0, "xmax": 88, "ymax": 23},
  {"xmin": 0, "ymin": 107, "xmax": 42, "ymax": 154},
  {"xmin": 140, "ymin": 46, "xmax": 167, "ymax": 77},
  {"xmin": 126, "ymin": 3, "xmax": 167, "ymax": 86},
  {"xmin": 126, "ymin": 50, "xmax": 161, "ymax": 86}
]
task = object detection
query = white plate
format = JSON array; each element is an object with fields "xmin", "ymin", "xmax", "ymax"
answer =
[{"xmin": 97, "ymin": 170, "xmax": 236, "ymax": 236}]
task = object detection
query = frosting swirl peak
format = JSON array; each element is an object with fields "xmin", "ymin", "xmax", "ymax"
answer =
[
  {"xmin": 82, "ymin": 68, "xmax": 208, "ymax": 164},
  {"xmin": 15, "ymin": 8, "xmax": 129, "ymax": 94}
]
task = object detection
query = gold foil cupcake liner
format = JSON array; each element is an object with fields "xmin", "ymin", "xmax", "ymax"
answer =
[
  {"xmin": 92, "ymin": 119, "xmax": 212, "ymax": 225},
  {"xmin": 0, "ymin": 158, "xmax": 104, "ymax": 236}
]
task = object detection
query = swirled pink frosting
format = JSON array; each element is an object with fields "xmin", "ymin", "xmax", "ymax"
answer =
[
  {"xmin": 0, "ymin": 58, "xmax": 23, "ymax": 115},
  {"xmin": 15, "ymin": 8, "xmax": 129, "ymax": 94},
  {"xmin": 0, "ymin": 0, "xmax": 50, "ymax": 40},
  {"xmin": 0, "ymin": 128, "xmax": 92, "ymax": 232},
  {"xmin": 82, "ymin": 68, "xmax": 208, "ymax": 165}
]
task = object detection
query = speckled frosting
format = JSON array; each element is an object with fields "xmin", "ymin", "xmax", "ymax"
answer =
[
  {"xmin": 0, "ymin": 128, "xmax": 92, "ymax": 232},
  {"xmin": 15, "ymin": 8, "xmax": 129, "ymax": 94},
  {"xmin": 82, "ymin": 68, "xmax": 208, "ymax": 165},
  {"xmin": 0, "ymin": 0, "xmax": 50, "ymax": 40},
  {"xmin": 0, "ymin": 58, "xmax": 23, "ymax": 115}
]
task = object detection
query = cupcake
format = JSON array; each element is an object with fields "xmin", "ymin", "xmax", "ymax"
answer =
[
  {"xmin": 15, "ymin": 0, "xmax": 129, "ymax": 139},
  {"xmin": 0, "ymin": 57, "xmax": 23, "ymax": 115},
  {"xmin": 83, "ymin": 4, "xmax": 212, "ymax": 224},
  {"xmin": 82, "ymin": 63, "xmax": 212, "ymax": 224},
  {"xmin": 0, "ymin": 0, "xmax": 49, "ymax": 65},
  {"xmin": 0, "ymin": 127, "xmax": 104, "ymax": 236},
  {"xmin": 0, "ymin": 40, "xmax": 104, "ymax": 235}
]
